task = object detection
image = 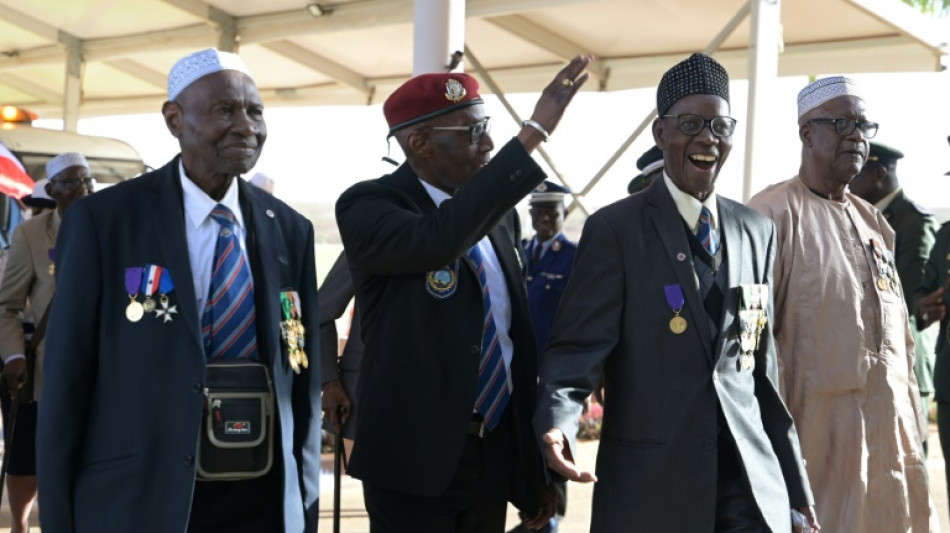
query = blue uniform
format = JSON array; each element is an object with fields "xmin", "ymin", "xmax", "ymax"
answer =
[{"xmin": 523, "ymin": 233, "xmax": 577, "ymax": 354}]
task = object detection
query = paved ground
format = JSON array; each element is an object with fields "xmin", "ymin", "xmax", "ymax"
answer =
[
  {"xmin": 316, "ymin": 424, "xmax": 950, "ymax": 533},
  {"xmin": 1, "ymin": 425, "xmax": 947, "ymax": 531}
]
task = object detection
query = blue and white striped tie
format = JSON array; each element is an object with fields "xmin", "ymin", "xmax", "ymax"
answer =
[
  {"xmin": 201, "ymin": 204, "xmax": 259, "ymax": 361},
  {"xmin": 467, "ymin": 243, "xmax": 510, "ymax": 430}
]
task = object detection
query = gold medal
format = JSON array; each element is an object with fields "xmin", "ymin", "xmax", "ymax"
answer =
[
  {"xmin": 48, "ymin": 263, "xmax": 55, "ymax": 276},
  {"xmin": 142, "ymin": 297, "xmax": 156, "ymax": 313},
  {"xmin": 669, "ymin": 315, "xmax": 687, "ymax": 334},
  {"xmin": 877, "ymin": 276, "xmax": 888, "ymax": 292},
  {"xmin": 126, "ymin": 297, "xmax": 144, "ymax": 322}
]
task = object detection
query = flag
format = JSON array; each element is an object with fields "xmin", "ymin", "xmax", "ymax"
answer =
[{"xmin": 0, "ymin": 142, "xmax": 33, "ymax": 199}]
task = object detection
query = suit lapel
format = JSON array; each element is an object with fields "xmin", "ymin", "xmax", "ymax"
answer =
[
  {"xmin": 239, "ymin": 181, "xmax": 280, "ymax": 365},
  {"xmin": 149, "ymin": 160, "xmax": 202, "ymax": 352},
  {"xmin": 715, "ymin": 200, "xmax": 744, "ymax": 361},
  {"xmin": 646, "ymin": 181, "xmax": 713, "ymax": 363}
]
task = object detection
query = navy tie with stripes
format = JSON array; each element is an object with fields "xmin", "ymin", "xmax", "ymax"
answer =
[
  {"xmin": 467, "ymin": 243, "xmax": 510, "ymax": 430},
  {"xmin": 202, "ymin": 204, "xmax": 259, "ymax": 361}
]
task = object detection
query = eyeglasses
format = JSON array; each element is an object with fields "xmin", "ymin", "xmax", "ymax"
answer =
[
  {"xmin": 661, "ymin": 114, "xmax": 737, "ymax": 138},
  {"xmin": 808, "ymin": 118, "xmax": 878, "ymax": 138},
  {"xmin": 418, "ymin": 117, "xmax": 491, "ymax": 144},
  {"xmin": 51, "ymin": 177, "xmax": 96, "ymax": 189}
]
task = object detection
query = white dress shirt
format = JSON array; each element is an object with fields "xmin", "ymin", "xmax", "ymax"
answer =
[
  {"xmin": 180, "ymin": 161, "xmax": 251, "ymax": 318},
  {"xmin": 663, "ymin": 171, "xmax": 719, "ymax": 234},
  {"xmin": 419, "ymin": 179, "xmax": 515, "ymax": 387}
]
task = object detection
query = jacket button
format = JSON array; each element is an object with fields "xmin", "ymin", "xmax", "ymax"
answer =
[
  {"xmin": 704, "ymin": 439, "xmax": 715, "ymax": 450},
  {"xmin": 184, "ymin": 454, "xmax": 194, "ymax": 466},
  {"xmin": 514, "ymin": 169, "xmax": 523, "ymax": 177},
  {"xmin": 470, "ymin": 345, "xmax": 480, "ymax": 355},
  {"xmin": 192, "ymin": 382, "xmax": 203, "ymax": 393}
]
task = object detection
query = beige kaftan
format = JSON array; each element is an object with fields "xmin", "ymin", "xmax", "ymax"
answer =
[{"xmin": 748, "ymin": 176, "xmax": 938, "ymax": 532}]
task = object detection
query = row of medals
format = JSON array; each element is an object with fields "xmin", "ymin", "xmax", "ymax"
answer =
[
  {"xmin": 126, "ymin": 294, "xmax": 176, "ymax": 323},
  {"xmin": 280, "ymin": 318, "xmax": 309, "ymax": 374},
  {"xmin": 870, "ymin": 239, "xmax": 899, "ymax": 294},
  {"xmin": 738, "ymin": 310, "xmax": 766, "ymax": 371}
]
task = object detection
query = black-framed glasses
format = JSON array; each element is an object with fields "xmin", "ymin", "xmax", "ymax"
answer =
[
  {"xmin": 418, "ymin": 117, "xmax": 491, "ymax": 144},
  {"xmin": 661, "ymin": 114, "xmax": 737, "ymax": 138},
  {"xmin": 51, "ymin": 177, "xmax": 96, "ymax": 189},
  {"xmin": 808, "ymin": 118, "xmax": 878, "ymax": 138}
]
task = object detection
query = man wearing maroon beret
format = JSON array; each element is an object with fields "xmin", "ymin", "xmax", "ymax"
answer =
[{"xmin": 335, "ymin": 55, "xmax": 591, "ymax": 532}]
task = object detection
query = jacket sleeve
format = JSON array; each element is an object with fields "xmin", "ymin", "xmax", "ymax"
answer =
[
  {"xmin": 336, "ymin": 138, "xmax": 545, "ymax": 279},
  {"xmin": 292, "ymin": 220, "xmax": 322, "ymax": 531},
  {"xmin": 896, "ymin": 210, "xmax": 937, "ymax": 314},
  {"xmin": 37, "ymin": 201, "xmax": 103, "ymax": 533},
  {"xmin": 0, "ymin": 223, "xmax": 33, "ymax": 359}
]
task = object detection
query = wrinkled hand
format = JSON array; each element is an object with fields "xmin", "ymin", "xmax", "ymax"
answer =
[
  {"xmin": 521, "ymin": 482, "xmax": 558, "ymax": 530},
  {"xmin": 1, "ymin": 358, "xmax": 26, "ymax": 398},
  {"xmin": 792, "ymin": 505, "xmax": 820, "ymax": 532},
  {"xmin": 542, "ymin": 428, "xmax": 597, "ymax": 483},
  {"xmin": 321, "ymin": 380, "xmax": 351, "ymax": 432},
  {"xmin": 917, "ymin": 287, "xmax": 946, "ymax": 329},
  {"xmin": 517, "ymin": 55, "xmax": 593, "ymax": 150}
]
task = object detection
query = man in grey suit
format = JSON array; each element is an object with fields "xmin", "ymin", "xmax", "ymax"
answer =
[{"xmin": 534, "ymin": 53, "xmax": 818, "ymax": 532}]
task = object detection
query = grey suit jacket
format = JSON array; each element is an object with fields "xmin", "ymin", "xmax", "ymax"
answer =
[
  {"xmin": 0, "ymin": 209, "xmax": 58, "ymax": 401},
  {"xmin": 535, "ymin": 179, "xmax": 813, "ymax": 532},
  {"xmin": 37, "ymin": 158, "xmax": 322, "ymax": 533}
]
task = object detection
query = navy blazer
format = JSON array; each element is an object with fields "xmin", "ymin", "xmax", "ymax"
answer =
[
  {"xmin": 336, "ymin": 138, "xmax": 547, "ymax": 514},
  {"xmin": 37, "ymin": 158, "xmax": 322, "ymax": 533},
  {"xmin": 522, "ymin": 233, "xmax": 577, "ymax": 354}
]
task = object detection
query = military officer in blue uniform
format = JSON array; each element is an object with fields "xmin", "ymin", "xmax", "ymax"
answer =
[
  {"xmin": 523, "ymin": 181, "xmax": 577, "ymax": 355},
  {"xmin": 514, "ymin": 180, "xmax": 576, "ymax": 533}
]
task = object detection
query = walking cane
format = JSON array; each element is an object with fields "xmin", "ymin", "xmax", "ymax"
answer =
[
  {"xmin": 333, "ymin": 420, "xmax": 343, "ymax": 533},
  {"xmin": 0, "ymin": 395, "xmax": 20, "ymax": 505}
]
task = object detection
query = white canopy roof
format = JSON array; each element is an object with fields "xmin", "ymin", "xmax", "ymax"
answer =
[{"xmin": 0, "ymin": 0, "xmax": 946, "ymax": 120}]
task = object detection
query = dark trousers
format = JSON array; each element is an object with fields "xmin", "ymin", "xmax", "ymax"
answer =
[
  {"xmin": 187, "ymin": 466, "xmax": 283, "ymax": 533},
  {"xmin": 938, "ymin": 401, "xmax": 950, "ymax": 515},
  {"xmin": 363, "ymin": 410, "xmax": 515, "ymax": 533},
  {"xmin": 715, "ymin": 425, "xmax": 768, "ymax": 533}
]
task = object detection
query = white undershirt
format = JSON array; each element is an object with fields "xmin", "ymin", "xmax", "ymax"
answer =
[{"xmin": 180, "ymin": 161, "xmax": 251, "ymax": 318}]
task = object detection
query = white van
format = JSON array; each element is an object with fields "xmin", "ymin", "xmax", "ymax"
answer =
[{"xmin": 0, "ymin": 105, "xmax": 146, "ymax": 244}]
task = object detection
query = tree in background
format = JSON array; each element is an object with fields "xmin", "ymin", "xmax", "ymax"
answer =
[{"xmin": 902, "ymin": 0, "xmax": 950, "ymax": 16}]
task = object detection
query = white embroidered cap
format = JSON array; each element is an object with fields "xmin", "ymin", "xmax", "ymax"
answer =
[
  {"xmin": 797, "ymin": 76, "xmax": 863, "ymax": 119},
  {"xmin": 167, "ymin": 48, "xmax": 252, "ymax": 101},
  {"xmin": 46, "ymin": 152, "xmax": 89, "ymax": 180}
]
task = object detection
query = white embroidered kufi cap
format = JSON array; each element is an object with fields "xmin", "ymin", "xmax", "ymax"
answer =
[
  {"xmin": 797, "ymin": 76, "xmax": 863, "ymax": 119},
  {"xmin": 46, "ymin": 152, "xmax": 89, "ymax": 179},
  {"xmin": 167, "ymin": 48, "xmax": 252, "ymax": 101}
]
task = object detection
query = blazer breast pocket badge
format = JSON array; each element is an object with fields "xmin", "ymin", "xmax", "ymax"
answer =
[
  {"xmin": 426, "ymin": 261, "xmax": 459, "ymax": 300},
  {"xmin": 124, "ymin": 264, "xmax": 177, "ymax": 323},
  {"xmin": 280, "ymin": 290, "xmax": 309, "ymax": 374},
  {"xmin": 737, "ymin": 284, "xmax": 768, "ymax": 371}
]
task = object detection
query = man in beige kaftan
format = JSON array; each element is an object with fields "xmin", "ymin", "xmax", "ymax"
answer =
[{"xmin": 748, "ymin": 76, "xmax": 939, "ymax": 532}]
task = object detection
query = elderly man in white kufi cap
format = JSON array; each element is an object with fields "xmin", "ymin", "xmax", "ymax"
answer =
[
  {"xmin": 36, "ymin": 48, "xmax": 322, "ymax": 533},
  {"xmin": 748, "ymin": 77, "xmax": 939, "ymax": 532},
  {"xmin": 0, "ymin": 150, "xmax": 92, "ymax": 533}
]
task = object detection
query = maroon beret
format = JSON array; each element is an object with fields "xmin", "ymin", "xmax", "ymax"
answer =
[{"xmin": 384, "ymin": 73, "xmax": 483, "ymax": 135}]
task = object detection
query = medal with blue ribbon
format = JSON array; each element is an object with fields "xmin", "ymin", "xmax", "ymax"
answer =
[
  {"xmin": 125, "ymin": 267, "xmax": 144, "ymax": 322},
  {"xmin": 155, "ymin": 269, "xmax": 177, "ymax": 323},
  {"xmin": 664, "ymin": 284, "xmax": 687, "ymax": 334},
  {"xmin": 141, "ymin": 264, "xmax": 163, "ymax": 313}
]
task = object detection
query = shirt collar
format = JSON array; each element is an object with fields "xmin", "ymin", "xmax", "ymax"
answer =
[
  {"xmin": 418, "ymin": 178, "xmax": 452, "ymax": 208},
  {"xmin": 179, "ymin": 160, "xmax": 245, "ymax": 230},
  {"xmin": 874, "ymin": 187, "xmax": 902, "ymax": 211},
  {"xmin": 536, "ymin": 232, "xmax": 563, "ymax": 248},
  {"xmin": 662, "ymin": 171, "xmax": 718, "ymax": 232}
]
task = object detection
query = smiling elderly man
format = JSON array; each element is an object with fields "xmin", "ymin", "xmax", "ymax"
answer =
[
  {"xmin": 748, "ymin": 76, "xmax": 939, "ymax": 532},
  {"xmin": 534, "ymin": 53, "xmax": 816, "ymax": 533}
]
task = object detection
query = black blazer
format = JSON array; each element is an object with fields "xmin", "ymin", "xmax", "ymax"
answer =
[
  {"xmin": 37, "ymin": 158, "xmax": 322, "ymax": 533},
  {"xmin": 336, "ymin": 139, "xmax": 546, "ymax": 514},
  {"xmin": 535, "ymin": 178, "xmax": 813, "ymax": 532}
]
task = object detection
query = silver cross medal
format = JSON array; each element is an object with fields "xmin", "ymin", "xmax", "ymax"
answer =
[{"xmin": 155, "ymin": 296, "xmax": 178, "ymax": 323}]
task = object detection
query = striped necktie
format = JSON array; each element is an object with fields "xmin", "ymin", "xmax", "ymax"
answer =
[
  {"xmin": 202, "ymin": 204, "xmax": 259, "ymax": 361},
  {"xmin": 467, "ymin": 243, "xmax": 510, "ymax": 431},
  {"xmin": 698, "ymin": 206, "xmax": 719, "ymax": 256}
]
